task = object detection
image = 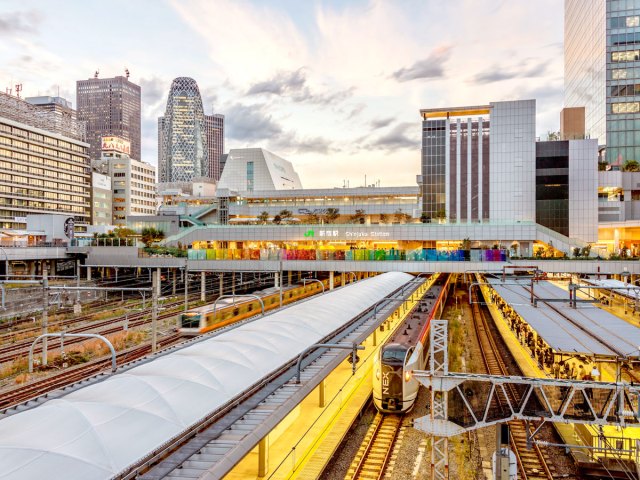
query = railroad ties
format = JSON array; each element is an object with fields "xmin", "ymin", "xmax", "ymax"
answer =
[
  {"xmin": 470, "ymin": 289, "xmax": 555, "ymax": 480},
  {"xmin": 346, "ymin": 412, "xmax": 404, "ymax": 480}
]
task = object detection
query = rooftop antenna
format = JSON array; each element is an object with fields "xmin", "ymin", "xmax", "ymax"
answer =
[
  {"xmin": 15, "ymin": 84, "xmax": 22, "ymax": 99},
  {"xmin": 5, "ymin": 87, "xmax": 11, "ymax": 96},
  {"xmin": 94, "ymin": 69, "xmax": 99, "ymax": 79},
  {"xmin": 125, "ymin": 67, "xmax": 130, "ymax": 79}
]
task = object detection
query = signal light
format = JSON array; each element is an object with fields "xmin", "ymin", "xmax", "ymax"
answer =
[
  {"xmin": 405, "ymin": 370, "xmax": 412, "ymax": 382},
  {"xmin": 376, "ymin": 369, "xmax": 380, "ymax": 380}
]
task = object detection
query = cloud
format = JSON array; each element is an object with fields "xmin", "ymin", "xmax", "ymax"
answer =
[
  {"xmin": 392, "ymin": 46, "xmax": 452, "ymax": 82},
  {"xmin": 225, "ymin": 102, "xmax": 283, "ymax": 141},
  {"xmin": 370, "ymin": 117, "xmax": 394, "ymax": 130},
  {"xmin": 369, "ymin": 122, "xmax": 418, "ymax": 151},
  {"xmin": 139, "ymin": 76, "xmax": 167, "ymax": 106},
  {"xmin": 470, "ymin": 58, "xmax": 551, "ymax": 84},
  {"xmin": 0, "ymin": 11, "xmax": 42, "ymax": 36},
  {"xmin": 246, "ymin": 68, "xmax": 353, "ymax": 105}
]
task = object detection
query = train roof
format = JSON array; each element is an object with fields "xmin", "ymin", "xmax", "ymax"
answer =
[
  {"xmin": 0, "ymin": 272, "xmax": 413, "ymax": 480},
  {"xmin": 182, "ymin": 285, "xmax": 299, "ymax": 314},
  {"xmin": 487, "ymin": 279, "xmax": 640, "ymax": 357},
  {"xmin": 582, "ymin": 278, "xmax": 640, "ymax": 300}
]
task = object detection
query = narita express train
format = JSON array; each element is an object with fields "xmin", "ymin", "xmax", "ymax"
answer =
[
  {"xmin": 179, "ymin": 275, "xmax": 346, "ymax": 335},
  {"xmin": 373, "ymin": 273, "xmax": 451, "ymax": 413}
]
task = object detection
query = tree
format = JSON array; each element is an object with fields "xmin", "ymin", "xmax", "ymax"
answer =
[
  {"xmin": 272, "ymin": 214, "xmax": 282, "ymax": 225},
  {"xmin": 257, "ymin": 211, "xmax": 270, "ymax": 225},
  {"xmin": 624, "ymin": 160, "xmax": 640, "ymax": 172},
  {"xmin": 379, "ymin": 213, "xmax": 388, "ymax": 224},
  {"xmin": 113, "ymin": 227, "xmax": 136, "ymax": 238},
  {"xmin": 323, "ymin": 208, "xmax": 340, "ymax": 224},
  {"xmin": 581, "ymin": 245, "xmax": 591, "ymax": 257},
  {"xmin": 279, "ymin": 209, "xmax": 293, "ymax": 222},
  {"xmin": 394, "ymin": 209, "xmax": 411, "ymax": 224},
  {"xmin": 573, "ymin": 247, "xmax": 581, "ymax": 258},
  {"xmin": 547, "ymin": 131, "xmax": 561, "ymax": 141},
  {"xmin": 140, "ymin": 228, "xmax": 165, "ymax": 248},
  {"xmin": 304, "ymin": 213, "xmax": 320, "ymax": 224},
  {"xmin": 545, "ymin": 241, "xmax": 555, "ymax": 258},
  {"xmin": 461, "ymin": 237, "xmax": 471, "ymax": 251},
  {"xmin": 598, "ymin": 161, "xmax": 609, "ymax": 171},
  {"xmin": 350, "ymin": 209, "xmax": 366, "ymax": 224}
]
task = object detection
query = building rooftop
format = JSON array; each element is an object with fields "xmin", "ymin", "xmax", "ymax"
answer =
[{"xmin": 420, "ymin": 104, "xmax": 492, "ymax": 119}]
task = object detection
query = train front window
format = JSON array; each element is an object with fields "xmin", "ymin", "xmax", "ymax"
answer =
[
  {"xmin": 382, "ymin": 348, "xmax": 406, "ymax": 363},
  {"xmin": 181, "ymin": 313, "xmax": 201, "ymax": 329}
]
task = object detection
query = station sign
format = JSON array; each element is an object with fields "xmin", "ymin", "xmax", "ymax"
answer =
[
  {"xmin": 303, "ymin": 228, "xmax": 390, "ymax": 239},
  {"xmin": 101, "ymin": 136, "xmax": 131, "ymax": 155}
]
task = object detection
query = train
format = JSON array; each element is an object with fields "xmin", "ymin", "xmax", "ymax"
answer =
[
  {"xmin": 179, "ymin": 274, "xmax": 348, "ymax": 334},
  {"xmin": 373, "ymin": 273, "xmax": 452, "ymax": 413}
]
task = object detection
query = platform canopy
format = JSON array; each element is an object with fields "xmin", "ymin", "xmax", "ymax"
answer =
[
  {"xmin": 487, "ymin": 279, "xmax": 640, "ymax": 358},
  {"xmin": 0, "ymin": 272, "xmax": 414, "ymax": 480}
]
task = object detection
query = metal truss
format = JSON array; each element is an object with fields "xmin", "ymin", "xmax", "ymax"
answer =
[
  {"xmin": 415, "ymin": 321, "xmax": 640, "ymax": 480},
  {"xmin": 429, "ymin": 320, "xmax": 449, "ymax": 480}
]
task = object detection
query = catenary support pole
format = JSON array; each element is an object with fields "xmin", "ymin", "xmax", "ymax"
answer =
[
  {"xmin": 152, "ymin": 269, "xmax": 158, "ymax": 353},
  {"xmin": 42, "ymin": 265, "xmax": 49, "ymax": 366},
  {"xmin": 200, "ymin": 271, "xmax": 206, "ymax": 302}
]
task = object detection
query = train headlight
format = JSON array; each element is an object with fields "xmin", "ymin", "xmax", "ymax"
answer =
[
  {"xmin": 405, "ymin": 370, "xmax": 412, "ymax": 382},
  {"xmin": 375, "ymin": 369, "xmax": 380, "ymax": 380}
]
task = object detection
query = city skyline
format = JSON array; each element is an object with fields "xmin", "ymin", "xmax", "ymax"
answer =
[{"xmin": 0, "ymin": 0, "xmax": 563, "ymax": 187}]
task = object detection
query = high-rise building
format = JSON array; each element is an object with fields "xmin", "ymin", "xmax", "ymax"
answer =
[
  {"xmin": 76, "ymin": 74, "xmax": 141, "ymax": 160},
  {"xmin": 0, "ymin": 92, "xmax": 91, "ymax": 230},
  {"xmin": 206, "ymin": 113, "xmax": 225, "ymax": 181},
  {"xmin": 93, "ymin": 136, "xmax": 156, "ymax": 225},
  {"xmin": 418, "ymin": 100, "xmax": 597, "ymax": 243},
  {"xmin": 26, "ymin": 96, "xmax": 76, "ymax": 121},
  {"xmin": 158, "ymin": 77, "xmax": 224, "ymax": 183},
  {"xmin": 564, "ymin": 0, "xmax": 640, "ymax": 165}
]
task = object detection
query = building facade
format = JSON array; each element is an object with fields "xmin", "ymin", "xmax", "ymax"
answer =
[
  {"xmin": 93, "ymin": 144, "xmax": 156, "ymax": 226},
  {"xmin": 420, "ymin": 100, "xmax": 536, "ymax": 224},
  {"xmin": 159, "ymin": 77, "xmax": 224, "ymax": 183},
  {"xmin": 0, "ymin": 92, "xmax": 91, "ymax": 230},
  {"xmin": 91, "ymin": 172, "xmax": 112, "ymax": 227},
  {"xmin": 218, "ymin": 148, "xmax": 303, "ymax": 193},
  {"xmin": 206, "ymin": 114, "xmax": 224, "ymax": 181},
  {"xmin": 26, "ymin": 96, "xmax": 77, "ymax": 121},
  {"xmin": 76, "ymin": 75, "xmax": 141, "ymax": 160}
]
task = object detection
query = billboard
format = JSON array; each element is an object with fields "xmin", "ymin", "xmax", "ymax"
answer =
[{"xmin": 101, "ymin": 136, "xmax": 131, "ymax": 155}]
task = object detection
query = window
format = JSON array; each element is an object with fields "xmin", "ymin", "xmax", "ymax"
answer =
[
  {"xmin": 612, "ymin": 102, "xmax": 640, "ymax": 113},
  {"xmin": 628, "ymin": 16, "xmax": 640, "ymax": 27},
  {"xmin": 612, "ymin": 50, "xmax": 640, "ymax": 62},
  {"xmin": 613, "ymin": 69, "xmax": 628, "ymax": 79}
]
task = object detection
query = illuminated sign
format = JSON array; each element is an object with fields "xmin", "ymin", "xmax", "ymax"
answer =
[
  {"xmin": 101, "ymin": 136, "xmax": 131, "ymax": 155},
  {"xmin": 304, "ymin": 229, "xmax": 391, "ymax": 239}
]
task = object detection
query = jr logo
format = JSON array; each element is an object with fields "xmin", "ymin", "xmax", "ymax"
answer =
[{"xmin": 303, "ymin": 229, "xmax": 314, "ymax": 237}]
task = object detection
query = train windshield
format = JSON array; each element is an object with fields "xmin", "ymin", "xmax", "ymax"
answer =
[
  {"xmin": 382, "ymin": 348, "xmax": 406, "ymax": 363},
  {"xmin": 181, "ymin": 312, "xmax": 201, "ymax": 329}
]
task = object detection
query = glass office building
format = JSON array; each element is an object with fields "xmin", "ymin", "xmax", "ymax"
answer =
[{"xmin": 565, "ymin": 0, "xmax": 640, "ymax": 165}]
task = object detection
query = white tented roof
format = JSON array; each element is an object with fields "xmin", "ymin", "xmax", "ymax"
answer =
[{"xmin": 0, "ymin": 272, "xmax": 412, "ymax": 480}]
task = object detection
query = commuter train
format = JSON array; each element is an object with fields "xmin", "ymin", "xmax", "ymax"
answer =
[
  {"xmin": 179, "ymin": 274, "xmax": 347, "ymax": 334},
  {"xmin": 373, "ymin": 273, "xmax": 451, "ymax": 413}
]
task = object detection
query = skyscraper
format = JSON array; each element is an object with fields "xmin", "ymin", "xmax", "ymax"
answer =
[
  {"xmin": 206, "ymin": 113, "xmax": 225, "ymax": 180},
  {"xmin": 76, "ymin": 74, "xmax": 141, "ymax": 160},
  {"xmin": 564, "ymin": 0, "xmax": 640, "ymax": 165},
  {"xmin": 158, "ymin": 77, "xmax": 224, "ymax": 183}
]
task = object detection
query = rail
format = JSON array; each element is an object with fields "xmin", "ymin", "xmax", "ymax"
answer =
[
  {"xmin": 116, "ymin": 277, "xmax": 420, "ymax": 480},
  {"xmin": 470, "ymin": 286, "xmax": 553, "ymax": 479},
  {"xmin": 347, "ymin": 413, "xmax": 403, "ymax": 480},
  {"xmin": 28, "ymin": 333, "xmax": 116, "ymax": 373}
]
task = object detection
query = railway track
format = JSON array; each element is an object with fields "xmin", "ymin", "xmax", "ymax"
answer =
[
  {"xmin": 345, "ymin": 413, "xmax": 403, "ymax": 480},
  {"xmin": 470, "ymin": 289, "xmax": 554, "ymax": 480},
  {"xmin": 0, "ymin": 333, "xmax": 182, "ymax": 411}
]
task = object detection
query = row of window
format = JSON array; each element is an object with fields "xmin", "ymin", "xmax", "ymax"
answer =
[
  {"xmin": 0, "ymin": 197, "xmax": 89, "ymax": 214},
  {"xmin": 612, "ymin": 101, "xmax": 640, "ymax": 113},
  {"xmin": 611, "ymin": 15, "xmax": 640, "ymax": 29},
  {"xmin": 0, "ymin": 184, "xmax": 86, "ymax": 203},
  {"xmin": 0, "ymin": 173, "xmax": 87, "ymax": 193},
  {"xmin": 611, "ymin": 83, "xmax": 640, "ymax": 96},
  {"xmin": 0, "ymin": 123, "xmax": 86, "ymax": 154},
  {"xmin": 0, "ymin": 147, "xmax": 88, "ymax": 174},
  {"xmin": 612, "ymin": 50, "xmax": 640, "ymax": 62},
  {"xmin": 0, "ymin": 157, "xmax": 86, "ymax": 183}
]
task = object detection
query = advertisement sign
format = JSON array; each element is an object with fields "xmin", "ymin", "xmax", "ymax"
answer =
[
  {"xmin": 64, "ymin": 217, "xmax": 75, "ymax": 239},
  {"xmin": 101, "ymin": 136, "xmax": 131, "ymax": 155}
]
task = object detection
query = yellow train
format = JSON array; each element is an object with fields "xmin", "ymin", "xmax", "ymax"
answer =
[{"xmin": 179, "ymin": 275, "xmax": 347, "ymax": 335}]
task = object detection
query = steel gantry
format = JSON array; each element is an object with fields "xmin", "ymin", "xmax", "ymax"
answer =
[{"xmin": 413, "ymin": 321, "xmax": 640, "ymax": 480}]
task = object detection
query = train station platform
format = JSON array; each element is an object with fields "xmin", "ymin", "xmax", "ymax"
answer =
[
  {"xmin": 485, "ymin": 278, "xmax": 640, "ymax": 360},
  {"xmin": 140, "ymin": 276, "xmax": 434, "ymax": 480},
  {"xmin": 478, "ymin": 278, "xmax": 640, "ymax": 469}
]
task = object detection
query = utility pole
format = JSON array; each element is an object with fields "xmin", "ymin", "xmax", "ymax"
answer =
[
  {"xmin": 152, "ymin": 269, "xmax": 158, "ymax": 353},
  {"xmin": 184, "ymin": 266, "xmax": 189, "ymax": 312},
  {"xmin": 42, "ymin": 265, "xmax": 48, "ymax": 366}
]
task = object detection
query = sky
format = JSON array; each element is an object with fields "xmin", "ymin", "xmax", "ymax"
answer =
[{"xmin": 0, "ymin": 0, "xmax": 564, "ymax": 188}]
